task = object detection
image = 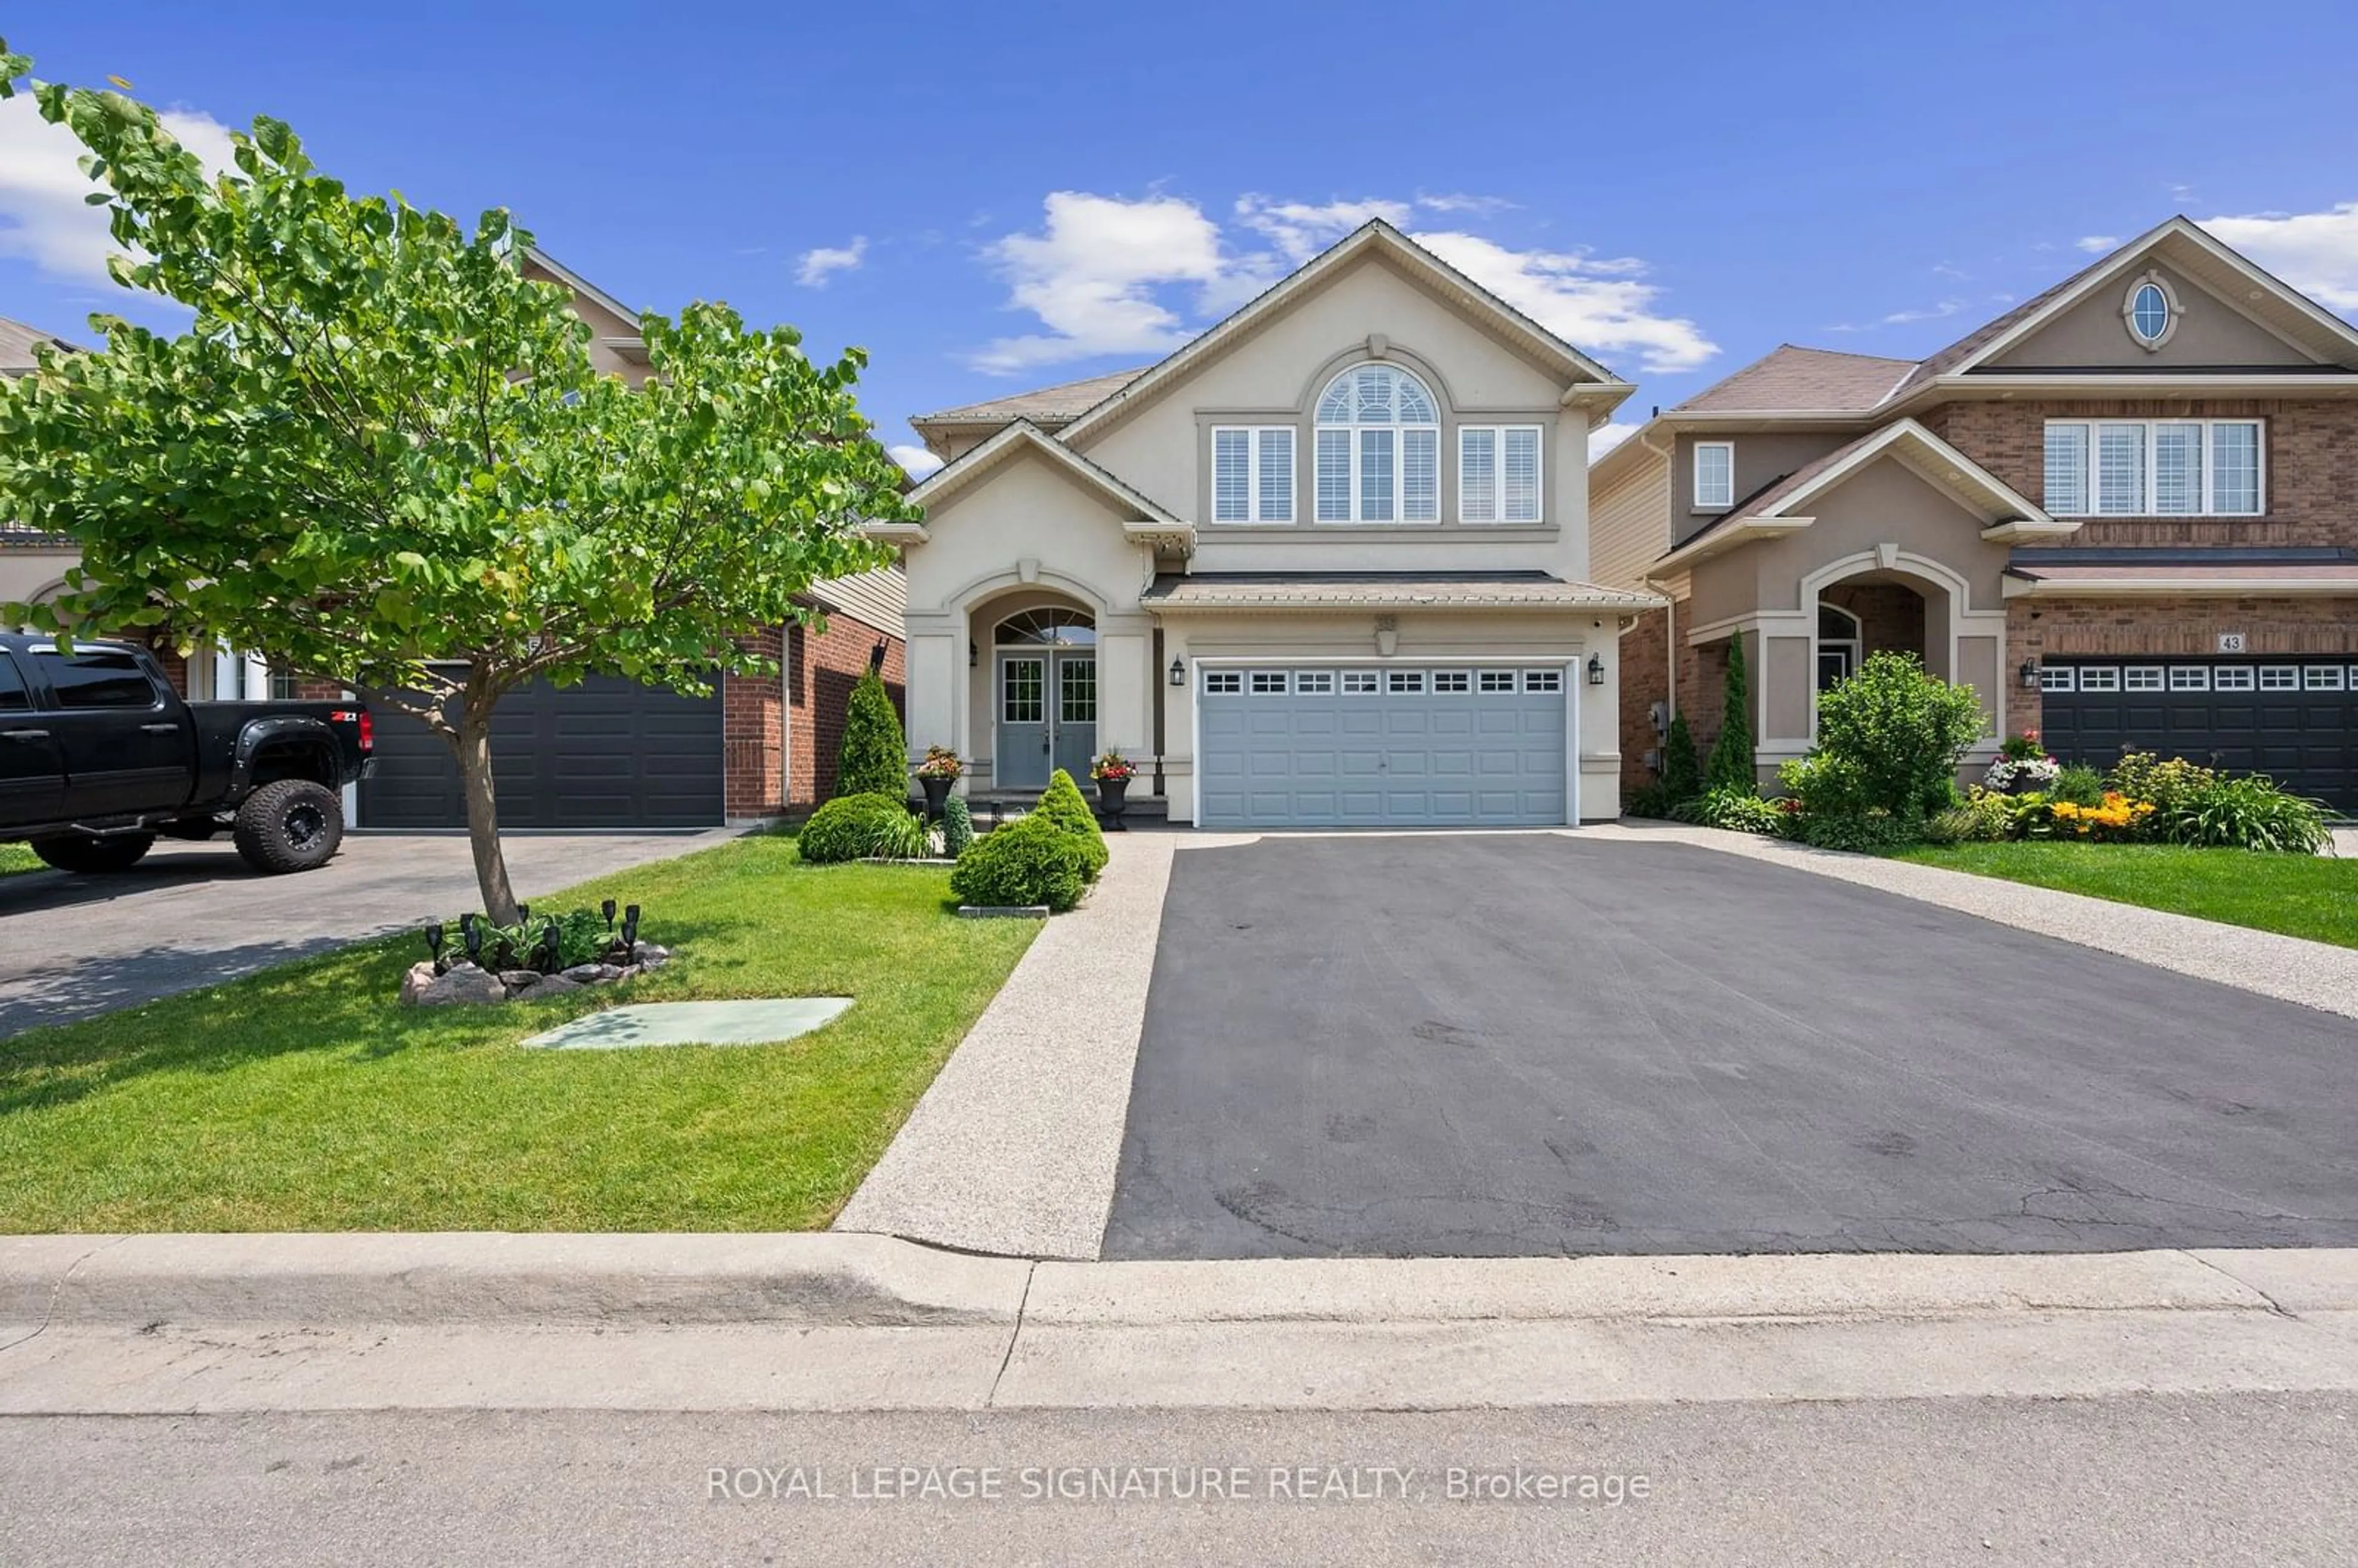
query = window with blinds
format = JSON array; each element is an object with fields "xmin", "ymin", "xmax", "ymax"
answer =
[
  {"xmin": 1460, "ymin": 425, "xmax": 1543, "ymax": 523},
  {"xmin": 2044, "ymin": 419, "xmax": 2263, "ymax": 516},
  {"xmin": 1312, "ymin": 364, "xmax": 1440, "ymax": 522},
  {"xmin": 1209, "ymin": 425, "xmax": 1295, "ymax": 522}
]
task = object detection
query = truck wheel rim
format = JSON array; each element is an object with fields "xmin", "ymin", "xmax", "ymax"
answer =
[{"xmin": 285, "ymin": 804, "xmax": 327, "ymax": 848}]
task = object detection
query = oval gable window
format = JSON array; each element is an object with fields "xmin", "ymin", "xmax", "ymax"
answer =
[{"xmin": 2125, "ymin": 276, "xmax": 2177, "ymax": 348}]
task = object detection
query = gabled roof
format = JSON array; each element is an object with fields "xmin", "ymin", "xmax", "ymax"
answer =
[
  {"xmin": 521, "ymin": 244, "xmax": 640, "ymax": 327},
  {"xmin": 1055, "ymin": 220, "xmax": 1634, "ymax": 446},
  {"xmin": 1894, "ymin": 215, "xmax": 2358, "ymax": 393},
  {"xmin": 1649, "ymin": 417, "xmax": 2070, "ymax": 575},
  {"xmin": 888, "ymin": 419, "xmax": 1194, "ymax": 552},
  {"xmin": 913, "ymin": 367, "xmax": 1149, "ymax": 430},
  {"xmin": 0, "ymin": 315, "xmax": 83, "ymax": 375},
  {"xmin": 1673, "ymin": 345, "xmax": 1915, "ymax": 413}
]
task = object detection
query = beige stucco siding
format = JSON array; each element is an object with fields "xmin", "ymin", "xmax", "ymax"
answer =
[
  {"xmin": 1988, "ymin": 262, "xmax": 2317, "ymax": 371},
  {"xmin": 1672, "ymin": 430, "xmax": 1849, "ymax": 545},
  {"xmin": 0, "ymin": 548, "xmax": 76, "ymax": 616},
  {"xmin": 1076, "ymin": 254, "xmax": 1594, "ymax": 583}
]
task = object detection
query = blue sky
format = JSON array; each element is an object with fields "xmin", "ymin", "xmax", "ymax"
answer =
[{"xmin": 5, "ymin": 0, "xmax": 2356, "ymax": 472}]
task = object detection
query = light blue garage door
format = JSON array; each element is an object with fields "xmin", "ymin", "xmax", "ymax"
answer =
[{"xmin": 1197, "ymin": 665, "xmax": 1570, "ymax": 828}]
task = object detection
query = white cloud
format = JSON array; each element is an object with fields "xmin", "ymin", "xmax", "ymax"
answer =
[
  {"xmin": 2200, "ymin": 202, "xmax": 2358, "ymax": 311},
  {"xmin": 1827, "ymin": 298, "xmax": 1966, "ymax": 333},
  {"xmin": 1412, "ymin": 231, "xmax": 1719, "ymax": 373},
  {"xmin": 967, "ymin": 191, "xmax": 1241, "ymax": 373},
  {"xmin": 1234, "ymin": 194, "xmax": 1412, "ymax": 262},
  {"xmin": 967, "ymin": 189, "xmax": 1721, "ymax": 377},
  {"xmin": 1587, "ymin": 421, "xmax": 1638, "ymax": 462},
  {"xmin": 0, "ymin": 93, "xmax": 236, "ymax": 282},
  {"xmin": 2076, "ymin": 235, "xmax": 2120, "ymax": 254},
  {"xmin": 888, "ymin": 442, "xmax": 943, "ymax": 479},
  {"xmin": 1416, "ymin": 192, "xmax": 1517, "ymax": 217},
  {"xmin": 795, "ymin": 235, "xmax": 866, "ymax": 288}
]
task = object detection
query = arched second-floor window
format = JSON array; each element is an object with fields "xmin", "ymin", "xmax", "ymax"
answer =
[{"xmin": 1315, "ymin": 364, "xmax": 1439, "ymax": 522}]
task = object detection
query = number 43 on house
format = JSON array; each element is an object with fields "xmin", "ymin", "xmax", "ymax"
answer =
[{"xmin": 2217, "ymin": 633, "xmax": 2247, "ymax": 653}]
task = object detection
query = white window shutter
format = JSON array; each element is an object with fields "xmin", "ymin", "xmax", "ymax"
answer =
[
  {"xmin": 1503, "ymin": 427, "xmax": 1540, "ymax": 522},
  {"xmin": 1212, "ymin": 429, "xmax": 1250, "ymax": 522},
  {"xmin": 1460, "ymin": 427, "xmax": 1496, "ymax": 521}
]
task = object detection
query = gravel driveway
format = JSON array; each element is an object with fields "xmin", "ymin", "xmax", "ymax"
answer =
[{"xmin": 0, "ymin": 830, "xmax": 736, "ymax": 1036}]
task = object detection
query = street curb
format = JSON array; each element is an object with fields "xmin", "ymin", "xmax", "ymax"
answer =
[
  {"xmin": 7, "ymin": 1236, "xmax": 2356, "ymax": 1333},
  {"xmin": 0, "ymin": 1233, "xmax": 1032, "ymax": 1329}
]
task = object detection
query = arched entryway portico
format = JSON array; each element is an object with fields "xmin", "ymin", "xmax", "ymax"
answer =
[{"xmin": 959, "ymin": 589, "xmax": 1102, "ymax": 793}]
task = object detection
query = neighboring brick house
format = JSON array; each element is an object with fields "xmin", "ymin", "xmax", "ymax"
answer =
[
  {"xmin": 2, "ymin": 259, "xmax": 905, "ymax": 829},
  {"xmin": 1589, "ymin": 217, "xmax": 2358, "ymax": 811}
]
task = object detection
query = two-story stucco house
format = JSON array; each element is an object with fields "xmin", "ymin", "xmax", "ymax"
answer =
[
  {"xmin": 884, "ymin": 221, "xmax": 1656, "ymax": 828},
  {"xmin": 1590, "ymin": 217, "xmax": 2358, "ymax": 812}
]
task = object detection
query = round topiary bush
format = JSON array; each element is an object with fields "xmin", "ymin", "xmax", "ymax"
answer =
[
  {"xmin": 797, "ymin": 791, "xmax": 915, "ymax": 864},
  {"xmin": 948, "ymin": 815, "xmax": 1088, "ymax": 912}
]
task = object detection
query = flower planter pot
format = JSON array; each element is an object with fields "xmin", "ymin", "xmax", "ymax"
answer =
[
  {"xmin": 1094, "ymin": 775, "xmax": 1130, "ymax": 829},
  {"xmin": 919, "ymin": 775, "xmax": 952, "ymax": 820}
]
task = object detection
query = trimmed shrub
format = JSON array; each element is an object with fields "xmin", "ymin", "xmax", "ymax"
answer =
[
  {"xmin": 949, "ymin": 814, "xmax": 1087, "ymax": 912},
  {"xmin": 1704, "ymin": 635, "xmax": 1754, "ymax": 791},
  {"xmin": 1796, "ymin": 808, "xmax": 1915, "ymax": 852},
  {"xmin": 834, "ymin": 668, "xmax": 907, "ymax": 801},
  {"xmin": 941, "ymin": 794, "xmax": 975, "ymax": 858},
  {"xmin": 1810, "ymin": 650, "xmax": 1988, "ymax": 820},
  {"xmin": 1033, "ymin": 768, "xmax": 1108, "ymax": 880},
  {"xmin": 797, "ymin": 792, "xmax": 913, "ymax": 864},
  {"xmin": 1622, "ymin": 782, "xmax": 1678, "ymax": 820},
  {"xmin": 1659, "ymin": 711, "xmax": 1703, "ymax": 802}
]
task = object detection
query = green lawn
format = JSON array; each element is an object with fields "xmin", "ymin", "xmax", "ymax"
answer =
[
  {"xmin": 1893, "ymin": 840, "xmax": 2358, "ymax": 949},
  {"xmin": 1, "ymin": 844, "xmax": 42, "ymax": 877},
  {"xmin": 0, "ymin": 836, "xmax": 1038, "ymax": 1232}
]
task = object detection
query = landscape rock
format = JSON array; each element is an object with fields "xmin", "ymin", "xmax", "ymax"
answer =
[
  {"xmin": 534, "ymin": 975, "xmax": 587, "ymax": 995},
  {"xmin": 408, "ymin": 962, "xmax": 507, "ymax": 1007},
  {"xmin": 399, "ymin": 960, "xmax": 440, "ymax": 1006},
  {"xmin": 561, "ymin": 963, "xmax": 626, "ymax": 984},
  {"xmin": 631, "ymin": 942, "xmax": 671, "ymax": 968},
  {"xmin": 499, "ymin": 969, "xmax": 545, "ymax": 992}
]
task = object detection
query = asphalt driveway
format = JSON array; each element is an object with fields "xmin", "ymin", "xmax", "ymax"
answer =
[
  {"xmin": 0, "ymin": 830, "xmax": 736, "ymax": 1037},
  {"xmin": 1103, "ymin": 834, "xmax": 2358, "ymax": 1259}
]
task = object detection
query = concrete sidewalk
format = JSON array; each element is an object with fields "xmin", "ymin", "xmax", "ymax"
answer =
[{"xmin": 6, "ymin": 1233, "xmax": 2356, "ymax": 1415}]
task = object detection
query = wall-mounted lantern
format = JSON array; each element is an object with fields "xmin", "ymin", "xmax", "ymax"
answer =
[
  {"xmin": 1587, "ymin": 654, "xmax": 1606, "ymax": 686},
  {"xmin": 1168, "ymin": 656, "xmax": 1186, "ymax": 687},
  {"xmin": 2019, "ymin": 658, "xmax": 2040, "ymax": 689}
]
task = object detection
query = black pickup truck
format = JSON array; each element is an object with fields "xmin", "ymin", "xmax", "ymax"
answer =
[{"xmin": 0, "ymin": 634, "xmax": 373, "ymax": 875}]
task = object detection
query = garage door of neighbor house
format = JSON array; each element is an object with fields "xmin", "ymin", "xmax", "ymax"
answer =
[
  {"xmin": 2041, "ymin": 658, "xmax": 2358, "ymax": 813},
  {"xmin": 359, "ymin": 673, "xmax": 726, "ymax": 829},
  {"xmin": 1196, "ymin": 664, "xmax": 1570, "ymax": 829}
]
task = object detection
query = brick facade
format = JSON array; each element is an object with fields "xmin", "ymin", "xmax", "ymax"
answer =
[
  {"xmin": 1819, "ymin": 582, "xmax": 1926, "ymax": 661},
  {"xmin": 2004, "ymin": 592, "xmax": 2358, "ymax": 737},
  {"xmin": 1618, "ymin": 608, "xmax": 1668, "ymax": 792},
  {"xmin": 1920, "ymin": 398, "xmax": 2358, "ymax": 549},
  {"xmin": 782, "ymin": 609, "xmax": 906, "ymax": 812}
]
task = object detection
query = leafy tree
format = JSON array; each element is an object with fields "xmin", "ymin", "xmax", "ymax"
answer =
[
  {"xmin": 833, "ymin": 666, "xmax": 906, "ymax": 799},
  {"xmin": 1659, "ymin": 711, "xmax": 1702, "ymax": 801},
  {"xmin": 1810, "ymin": 650, "xmax": 1988, "ymax": 820},
  {"xmin": 1705, "ymin": 633, "xmax": 1756, "ymax": 792},
  {"xmin": 0, "ymin": 53, "xmax": 914, "ymax": 923}
]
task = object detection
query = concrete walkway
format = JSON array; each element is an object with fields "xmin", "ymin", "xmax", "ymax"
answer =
[
  {"xmin": 835, "ymin": 833, "xmax": 1205, "ymax": 1258},
  {"xmin": 4, "ymin": 1233, "xmax": 2356, "ymax": 1414},
  {"xmin": 1585, "ymin": 821, "xmax": 2358, "ymax": 1021}
]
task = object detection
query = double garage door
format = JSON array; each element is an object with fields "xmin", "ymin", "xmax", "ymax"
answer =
[
  {"xmin": 1197, "ymin": 664, "xmax": 1570, "ymax": 829},
  {"xmin": 359, "ymin": 673, "xmax": 725, "ymax": 829},
  {"xmin": 2041, "ymin": 658, "xmax": 2357, "ymax": 813}
]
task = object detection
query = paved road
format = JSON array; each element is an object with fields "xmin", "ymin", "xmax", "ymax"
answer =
[
  {"xmin": 0, "ymin": 829, "xmax": 736, "ymax": 1036},
  {"xmin": 2, "ymin": 1395, "xmax": 2349, "ymax": 1566},
  {"xmin": 1105, "ymin": 834, "xmax": 2358, "ymax": 1259}
]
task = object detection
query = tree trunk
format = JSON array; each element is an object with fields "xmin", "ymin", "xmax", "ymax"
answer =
[{"xmin": 453, "ymin": 699, "xmax": 521, "ymax": 926}]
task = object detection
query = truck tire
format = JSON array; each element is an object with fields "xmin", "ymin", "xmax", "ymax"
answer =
[
  {"xmin": 233, "ymin": 778, "xmax": 344, "ymax": 874},
  {"xmin": 29, "ymin": 832, "xmax": 157, "ymax": 874}
]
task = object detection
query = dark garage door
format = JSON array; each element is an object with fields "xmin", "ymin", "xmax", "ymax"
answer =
[
  {"xmin": 2041, "ymin": 658, "xmax": 2357, "ymax": 813},
  {"xmin": 359, "ymin": 673, "xmax": 725, "ymax": 829}
]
